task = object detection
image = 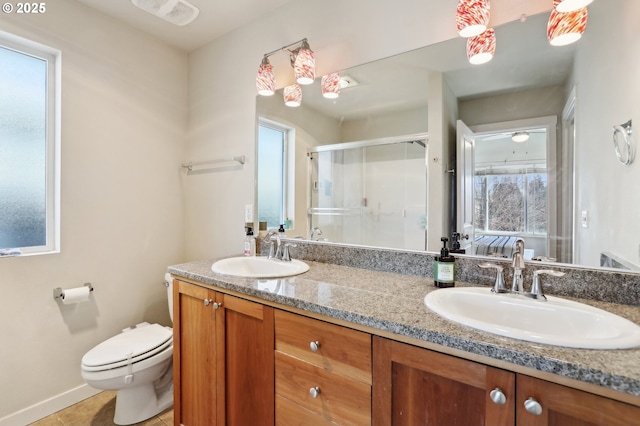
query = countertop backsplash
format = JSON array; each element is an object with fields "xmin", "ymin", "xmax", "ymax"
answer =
[{"xmin": 269, "ymin": 238, "xmax": 640, "ymax": 307}]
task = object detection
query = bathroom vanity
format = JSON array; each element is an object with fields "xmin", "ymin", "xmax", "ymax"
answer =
[{"xmin": 169, "ymin": 255, "xmax": 640, "ymax": 426}]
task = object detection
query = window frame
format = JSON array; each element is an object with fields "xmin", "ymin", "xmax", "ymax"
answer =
[{"xmin": 0, "ymin": 31, "xmax": 61, "ymax": 256}]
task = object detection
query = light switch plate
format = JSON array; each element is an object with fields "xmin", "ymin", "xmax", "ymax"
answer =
[{"xmin": 245, "ymin": 204, "xmax": 253, "ymax": 223}]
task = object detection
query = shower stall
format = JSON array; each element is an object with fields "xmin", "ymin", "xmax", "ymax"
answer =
[{"xmin": 307, "ymin": 134, "xmax": 428, "ymax": 250}]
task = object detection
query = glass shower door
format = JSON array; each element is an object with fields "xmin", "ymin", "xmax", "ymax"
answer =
[{"xmin": 308, "ymin": 139, "xmax": 427, "ymax": 250}]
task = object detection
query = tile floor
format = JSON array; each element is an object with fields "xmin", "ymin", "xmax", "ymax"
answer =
[{"xmin": 29, "ymin": 391, "xmax": 173, "ymax": 426}]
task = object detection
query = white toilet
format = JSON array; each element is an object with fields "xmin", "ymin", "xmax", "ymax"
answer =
[{"xmin": 81, "ymin": 275, "xmax": 174, "ymax": 425}]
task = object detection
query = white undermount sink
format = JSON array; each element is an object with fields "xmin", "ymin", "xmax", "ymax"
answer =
[
  {"xmin": 424, "ymin": 287, "xmax": 640, "ymax": 349},
  {"xmin": 211, "ymin": 256, "xmax": 309, "ymax": 278}
]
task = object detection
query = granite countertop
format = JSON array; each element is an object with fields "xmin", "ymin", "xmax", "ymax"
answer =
[{"xmin": 168, "ymin": 258, "xmax": 640, "ymax": 399}]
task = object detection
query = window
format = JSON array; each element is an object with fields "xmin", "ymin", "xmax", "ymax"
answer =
[
  {"xmin": 0, "ymin": 32, "xmax": 60, "ymax": 255},
  {"xmin": 257, "ymin": 119, "xmax": 293, "ymax": 230},
  {"xmin": 474, "ymin": 165, "xmax": 547, "ymax": 235}
]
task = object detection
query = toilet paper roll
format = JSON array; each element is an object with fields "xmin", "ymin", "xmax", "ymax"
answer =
[{"xmin": 61, "ymin": 286, "xmax": 91, "ymax": 304}]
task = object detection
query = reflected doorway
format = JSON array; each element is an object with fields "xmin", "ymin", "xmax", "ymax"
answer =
[{"xmin": 456, "ymin": 117, "xmax": 565, "ymax": 261}]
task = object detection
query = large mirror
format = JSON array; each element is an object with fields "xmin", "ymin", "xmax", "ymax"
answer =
[{"xmin": 256, "ymin": 0, "xmax": 640, "ymax": 272}]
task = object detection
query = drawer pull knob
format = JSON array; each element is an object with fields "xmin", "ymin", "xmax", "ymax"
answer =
[
  {"xmin": 524, "ymin": 397, "xmax": 543, "ymax": 416},
  {"xmin": 489, "ymin": 388, "xmax": 507, "ymax": 405},
  {"xmin": 309, "ymin": 386, "xmax": 320, "ymax": 398},
  {"xmin": 213, "ymin": 302, "xmax": 222, "ymax": 310},
  {"xmin": 204, "ymin": 299, "xmax": 212, "ymax": 306},
  {"xmin": 309, "ymin": 341, "xmax": 321, "ymax": 352}
]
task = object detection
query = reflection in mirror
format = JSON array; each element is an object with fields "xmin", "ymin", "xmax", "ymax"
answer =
[
  {"xmin": 308, "ymin": 135, "xmax": 427, "ymax": 250},
  {"xmin": 474, "ymin": 130, "xmax": 548, "ymax": 257},
  {"xmin": 457, "ymin": 116, "xmax": 557, "ymax": 262},
  {"xmin": 256, "ymin": 0, "xmax": 640, "ymax": 272}
]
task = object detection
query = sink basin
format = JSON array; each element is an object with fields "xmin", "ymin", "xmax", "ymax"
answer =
[
  {"xmin": 211, "ymin": 256, "xmax": 309, "ymax": 278},
  {"xmin": 424, "ymin": 287, "xmax": 640, "ymax": 349}
]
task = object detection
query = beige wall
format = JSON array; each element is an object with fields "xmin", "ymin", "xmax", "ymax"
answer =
[
  {"xmin": 573, "ymin": 0, "xmax": 640, "ymax": 268},
  {"xmin": 0, "ymin": 1, "xmax": 187, "ymax": 423}
]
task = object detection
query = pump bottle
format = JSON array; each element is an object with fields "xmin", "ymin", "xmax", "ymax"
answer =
[
  {"xmin": 243, "ymin": 226, "xmax": 256, "ymax": 256},
  {"xmin": 434, "ymin": 237, "xmax": 455, "ymax": 288}
]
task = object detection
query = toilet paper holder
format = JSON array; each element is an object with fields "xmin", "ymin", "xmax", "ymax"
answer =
[{"xmin": 53, "ymin": 283, "xmax": 93, "ymax": 300}]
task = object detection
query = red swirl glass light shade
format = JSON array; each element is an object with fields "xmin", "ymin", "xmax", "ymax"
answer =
[
  {"xmin": 294, "ymin": 42, "xmax": 315, "ymax": 85},
  {"xmin": 321, "ymin": 72, "xmax": 341, "ymax": 99},
  {"xmin": 547, "ymin": 2, "xmax": 588, "ymax": 46},
  {"xmin": 283, "ymin": 84, "xmax": 302, "ymax": 107},
  {"xmin": 456, "ymin": 0, "xmax": 490, "ymax": 38},
  {"xmin": 256, "ymin": 57, "xmax": 275, "ymax": 96},
  {"xmin": 466, "ymin": 28, "xmax": 496, "ymax": 65}
]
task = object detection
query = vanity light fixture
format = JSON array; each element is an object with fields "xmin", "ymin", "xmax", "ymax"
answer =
[
  {"xmin": 555, "ymin": 0, "xmax": 594, "ymax": 13},
  {"xmin": 130, "ymin": 0, "xmax": 200, "ymax": 26},
  {"xmin": 456, "ymin": 0, "xmax": 491, "ymax": 38},
  {"xmin": 547, "ymin": 2, "xmax": 588, "ymax": 46},
  {"xmin": 256, "ymin": 56, "xmax": 276, "ymax": 96},
  {"xmin": 467, "ymin": 28, "xmax": 496, "ymax": 65},
  {"xmin": 512, "ymin": 131, "xmax": 530, "ymax": 143},
  {"xmin": 256, "ymin": 38, "xmax": 316, "ymax": 104},
  {"xmin": 283, "ymin": 84, "xmax": 302, "ymax": 107},
  {"xmin": 321, "ymin": 72, "xmax": 341, "ymax": 99}
]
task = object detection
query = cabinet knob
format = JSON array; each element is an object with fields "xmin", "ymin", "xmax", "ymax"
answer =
[
  {"xmin": 309, "ymin": 386, "xmax": 320, "ymax": 398},
  {"xmin": 213, "ymin": 302, "xmax": 222, "ymax": 310},
  {"xmin": 524, "ymin": 397, "xmax": 543, "ymax": 416},
  {"xmin": 309, "ymin": 341, "xmax": 321, "ymax": 352},
  {"xmin": 204, "ymin": 299, "xmax": 212, "ymax": 306},
  {"xmin": 489, "ymin": 388, "xmax": 507, "ymax": 405}
]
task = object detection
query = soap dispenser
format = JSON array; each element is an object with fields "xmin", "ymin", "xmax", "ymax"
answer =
[
  {"xmin": 243, "ymin": 226, "xmax": 256, "ymax": 256},
  {"xmin": 434, "ymin": 237, "xmax": 455, "ymax": 288},
  {"xmin": 450, "ymin": 232, "xmax": 466, "ymax": 254}
]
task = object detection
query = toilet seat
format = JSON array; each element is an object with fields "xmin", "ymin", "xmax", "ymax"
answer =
[{"xmin": 82, "ymin": 323, "xmax": 172, "ymax": 372}]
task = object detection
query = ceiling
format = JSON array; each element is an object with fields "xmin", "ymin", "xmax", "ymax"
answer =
[{"xmin": 74, "ymin": 0, "xmax": 295, "ymax": 51}]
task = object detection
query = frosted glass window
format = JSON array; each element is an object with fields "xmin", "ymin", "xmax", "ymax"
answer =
[
  {"xmin": 257, "ymin": 124, "xmax": 285, "ymax": 229},
  {"xmin": 0, "ymin": 34, "xmax": 60, "ymax": 255}
]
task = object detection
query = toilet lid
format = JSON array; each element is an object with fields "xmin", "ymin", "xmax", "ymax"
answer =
[{"xmin": 82, "ymin": 323, "xmax": 172, "ymax": 368}]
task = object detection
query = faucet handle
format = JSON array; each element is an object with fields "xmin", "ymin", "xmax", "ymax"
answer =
[
  {"xmin": 478, "ymin": 263, "xmax": 507, "ymax": 293},
  {"xmin": 267, "ymin": 239, "xmax": 277, "ymax": 259},
  {"xmin": 281, "ymin": 242, "xmax": 297, "ymax": 262},
  {"xmin": 531, "ymin": 269, "xmax": 565, "ymax": 300},
  {"xmin": 512, "ymin": 239, "xmax": 526, "ymax": 268}
]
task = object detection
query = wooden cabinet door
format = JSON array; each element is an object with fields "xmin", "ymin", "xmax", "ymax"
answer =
[
  {"xmin": 173, "ymin": 280, "xmax": 218, "ymax": 426},
  {"xmin": 220, "ymin": 293, "xmax": 275, "ymax": 426},
  {"xmin": 373, "ymin": 337, "xmax": 515, "ymax": 426},
  {"xmin": 516, "ymin": 375, "xmax": 640, "ymax": 426}
]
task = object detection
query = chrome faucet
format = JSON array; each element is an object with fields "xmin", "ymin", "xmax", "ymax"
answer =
[
  {"xmin": 264, "ymin": 230, "xmax": 297, "ymax": 261},
  {"xmin": 310, "ymin": 227, "xmax": 323, "ymax": 241},
  {"xmin": 511, "ymin": 239, "xmax": 525, "ymax": 293},
  {"xmin": 265, "ymin": 231, "xmax": 281, "ymax": 260},
  {"xmin": 479, "ymin": 238, "xmax": 565, "ymax": 301}
]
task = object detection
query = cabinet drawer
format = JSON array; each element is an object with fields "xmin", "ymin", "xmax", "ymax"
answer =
[
  {"xmin": 275, "ymin": 352, "xmax": 371, "ymax": 425},
  {"xmin": 275, "ymin": 310, "xmax": 371, "ymax": 384},
  {"xmin": 276, "ymin": 395, "xmax": 338, "ymax": 426}
]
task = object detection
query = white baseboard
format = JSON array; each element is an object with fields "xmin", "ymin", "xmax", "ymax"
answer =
[{"xmin": 0, "ymin": 384, "xmax": 101, "ymax": 426}]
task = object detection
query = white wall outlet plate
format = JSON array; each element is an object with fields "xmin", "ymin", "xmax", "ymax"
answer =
[
  {"xmin": 245, "ymin": 204, "xmax": 253, "ymax": 223},
  {"xmin": 581, "ymin": 210, "xmax": 589, "ymax": 229}
]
